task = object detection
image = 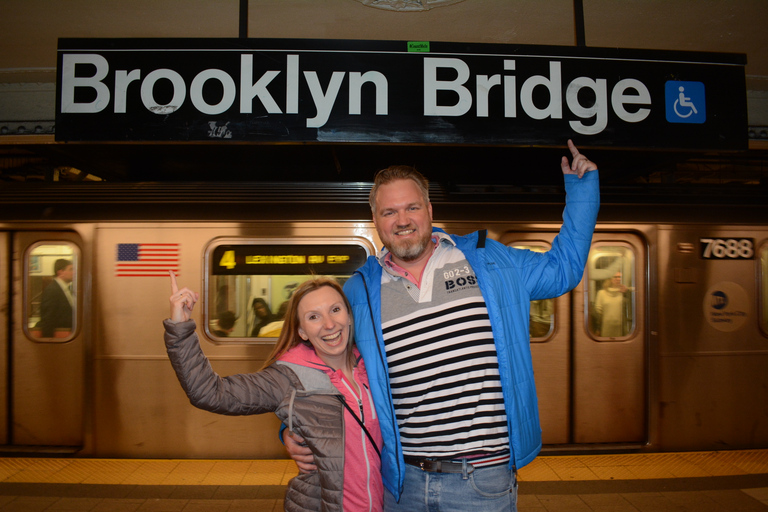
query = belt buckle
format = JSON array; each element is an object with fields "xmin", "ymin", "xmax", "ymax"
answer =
[{"xmin": 423, "ymin": 459, "xmax": 443, "ymax": 472}]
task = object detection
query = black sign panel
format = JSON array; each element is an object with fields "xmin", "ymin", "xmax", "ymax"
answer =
[
  {"xmin": 56, "ymin": 38, "xmax": 747, "ymax": 150},
  {"xmin": 212, "ymin": 244, "xmax": 368, "ymax": 275}
]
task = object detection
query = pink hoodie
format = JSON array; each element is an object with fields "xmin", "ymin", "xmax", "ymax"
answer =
[{"xmin": 280, "ymin": 343, "xmax": 383, "ymax": 511}]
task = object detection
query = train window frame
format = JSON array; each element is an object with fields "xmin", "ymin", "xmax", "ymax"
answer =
[
  {"xmin": 203, "ymin": 237, "xmax": 373, "ymax": 344},
  {"xmin": 585, "ymin": 242, "xmax": 637, "ymax": 342},
  {"xmin": 23, "ymin": 241, "xmax": 81, "ymax": 343},
  {"xmin": 759, "ymin": 240, "xmax": 768, "ymax": 337},
  {"xmin": 508, "ymin": 241, "xmax": 556, "ymax": 343}
]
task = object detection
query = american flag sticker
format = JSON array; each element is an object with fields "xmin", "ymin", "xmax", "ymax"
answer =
[{"xmin": 116, "ymin": 243, "xmax": 180, "ymax": 277}]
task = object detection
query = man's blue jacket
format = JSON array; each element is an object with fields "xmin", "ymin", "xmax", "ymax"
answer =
[{"xmin": 343, "ymin": 171, "xmax": 600, "ymax": 500}]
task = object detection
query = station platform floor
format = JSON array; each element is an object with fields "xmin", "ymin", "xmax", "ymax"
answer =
[{"xmin": 0, "ymin": 449, "xmax": 765, "ymax": 511}]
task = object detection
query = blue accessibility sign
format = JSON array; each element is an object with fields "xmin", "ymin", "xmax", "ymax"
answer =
[{"xmin": 665, "ymin": 81, "xmax": 706, "ymax": 124}]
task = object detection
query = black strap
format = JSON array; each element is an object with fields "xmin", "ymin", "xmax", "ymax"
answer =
[
  {"xmin": 336, "ymin": 396, "xmax": 381, "ymax": 460},
  {"xmin": 477, "ymin": 229, "xmax": 487, "ymax": 249}
]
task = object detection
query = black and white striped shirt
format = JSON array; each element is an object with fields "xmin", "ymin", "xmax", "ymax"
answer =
[{"xmin": 380, "ymin": 234, "xmax": 509, "ymax": 458}]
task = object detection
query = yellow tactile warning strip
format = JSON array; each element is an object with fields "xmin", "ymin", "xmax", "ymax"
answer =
[
  {"xmin": 0, "ymin": 450, "xmax": 768, "ymax": 485},
  {"xmin": 517, "ymin": 449, "xmax": 768, "ymax": 482},
  {"xmin": 0, "ymin": 458, "xmax": 297, "ymax": 486},
  {"xmin": 0, "ymin": 451, "xmax": 765, "ymax": 511},
  {"xmin": 0, "ymin": 449, "xmax": 764, "ymax": 486}
]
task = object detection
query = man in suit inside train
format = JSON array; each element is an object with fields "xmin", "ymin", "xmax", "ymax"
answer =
[
  {"xmin": 285, "ymin": 140, "xmax": 599, "ymax": 511},
  {"xmin": 38, "ymin": 258, "xmax": 75, "ymax": 337}
]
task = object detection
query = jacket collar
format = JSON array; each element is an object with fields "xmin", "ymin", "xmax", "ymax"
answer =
[{"xmin": 278, "ymin": 342, "xmax": 363, "ymax": 374}]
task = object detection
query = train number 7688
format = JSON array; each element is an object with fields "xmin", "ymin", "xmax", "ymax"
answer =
[{"xmin": 699, "ymin": 238, "xmax": 754, "ymax": 260}]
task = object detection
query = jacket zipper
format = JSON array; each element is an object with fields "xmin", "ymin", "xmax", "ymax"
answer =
[{"xmin": 341, "ymin": 370, "xmax": 374, "ymax": 511}]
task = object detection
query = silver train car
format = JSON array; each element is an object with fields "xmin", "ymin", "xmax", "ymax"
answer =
[{"xmin": 1, "ymin": 180, "xmax": 766, "ymax": 458}]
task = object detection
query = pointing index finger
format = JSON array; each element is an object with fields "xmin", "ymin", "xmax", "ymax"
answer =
[
  {"xmin": 567, "ymin": 139, "xmax": 580, "ymax": 158},
  {"xmin": 170, "ymin": 270, "xmax": 179, "ymax": 294}
]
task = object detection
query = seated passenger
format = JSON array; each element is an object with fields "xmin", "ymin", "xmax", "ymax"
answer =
[
  {"xmin": 257, "ymin": 300, "xmax": 289, "ymax": 337},
  {"xmin": 249, "ymin": 298, "xmax": 275, "ymax": 337},
  {"xmin": 211, "ymin": 310, "xmax": 237, "ymax": 337}
]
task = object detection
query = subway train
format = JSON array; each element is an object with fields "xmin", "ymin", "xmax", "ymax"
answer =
[{"xmin": 0, "ymin": 179, "xmax": 766, "ymax": 459}]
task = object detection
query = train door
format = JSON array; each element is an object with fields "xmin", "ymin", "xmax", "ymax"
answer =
[
  {"xmin": 5, "ymin": 231, "xmax": 84, "ymax": 449},
  {"xmin": 573, "ymin": 233, "xmax": 646, "ymax": 443},
  {"xmin": 504, "ymin": 231, "xmax": 646, "ymax": 446}
]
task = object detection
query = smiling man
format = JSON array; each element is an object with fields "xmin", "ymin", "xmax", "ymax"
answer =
[
  {"xmin": 286, "ymin": 140, "xmax": 600, "ymax": 512},
  {"xmin": 372, "ymin": 173, "xmax": 434, "ymax": 270}
]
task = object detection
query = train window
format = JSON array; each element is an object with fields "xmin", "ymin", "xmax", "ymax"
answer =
[
  {"xmin": 510, "ymin": 243, "xmax": 554, "ymax": 342},
  {"xmin": 761, "ymin": 243, "xmax": 768, "ymax": 335},
  {"xmin": 586, "ymin": 245, "xmax": 636, "ymax": 340},
  {"xmin": 25, "ymin": 243, "xmax": 79, "ymax": 342},
  {"xmin": 206, "ymin": 242, "xmax": 368, "ymax": 341}
]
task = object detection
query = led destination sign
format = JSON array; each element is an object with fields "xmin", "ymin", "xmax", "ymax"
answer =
[
  {"xmin": 212, "ymin": 244, "xmax": 368, "ymax": 276},
  {"xmin": 56, "ymin": 38, "xmax": 747, "ymax": 150}
]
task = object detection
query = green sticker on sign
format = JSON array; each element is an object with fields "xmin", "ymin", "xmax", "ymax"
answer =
[{"xmin": 408, "ymin": 41, "xmax": 430, "ymax": 52}]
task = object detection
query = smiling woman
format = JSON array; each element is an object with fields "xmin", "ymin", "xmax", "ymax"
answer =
[
  {"xmin": 297, "ymin": 285, "xmax": 354, "ymax": 370},
  {"xmin": 163, "ymin": 274, "xmax": 383, "ymax": 511},
  {"xmin": 260, "ymin": 277, "xmax": 356, "ymax": 370}
]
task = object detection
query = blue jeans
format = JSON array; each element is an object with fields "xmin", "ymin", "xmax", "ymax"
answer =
[{"xmin": 384, "ymin": 462, "xmax": 517, "ymax": 512}]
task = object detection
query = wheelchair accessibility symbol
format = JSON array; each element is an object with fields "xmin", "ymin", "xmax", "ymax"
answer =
[{"xmin": 665, "ymin": 81, "xmax": 706, "ymax": 124}]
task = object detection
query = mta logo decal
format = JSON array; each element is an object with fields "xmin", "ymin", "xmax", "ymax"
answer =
[
  {"xmin": 710, "ymin": 290, "xmax": 728, "ymax": 310},
  {"xmin": 665, "ymin": 81, "xmax": 706, "ymax": 124}
]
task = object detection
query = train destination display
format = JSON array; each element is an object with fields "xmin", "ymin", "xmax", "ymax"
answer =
[{"xmin": 211, "ymin": 244, "xmax": 368, "ymax": 275}]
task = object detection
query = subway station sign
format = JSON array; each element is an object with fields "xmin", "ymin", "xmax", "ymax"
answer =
[{"xmin": 56, "ymin": 38, "xmax": 748, "ymax": 150}]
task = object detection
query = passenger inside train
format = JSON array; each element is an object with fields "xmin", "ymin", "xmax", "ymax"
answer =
[
  {"xmin": 27, "ymin": 245, "xmax": 78, "ymax": 340},
  {"xmin": 249, "ymin": 297, "xmax": 275, "ymax": 337},
  {"xmin": 588, "ymin": 249, "xmax": 636, "ymax": 338}
]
